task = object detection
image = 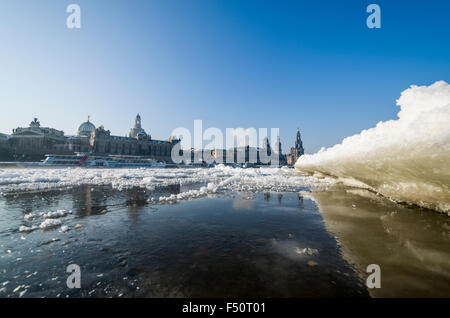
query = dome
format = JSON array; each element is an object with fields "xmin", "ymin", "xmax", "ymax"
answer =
[
  {"xmin": 78, "ymin": 117, "xmax": 96, "ymax": 136},
  {"xmin": 136, "ymin": 131, "xmax": 148, "ymax": 140}
]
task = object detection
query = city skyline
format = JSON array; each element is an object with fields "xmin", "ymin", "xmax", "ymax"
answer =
[
  {"xmin": 2, "ymin": 113, "xmax": 302, "ymax": 153},
  {"xmin": 1, "ymin": 0, "xmax": 449, "ymax": 153}
]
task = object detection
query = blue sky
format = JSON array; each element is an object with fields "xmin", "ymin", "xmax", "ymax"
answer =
[{"xmin": 0, "ymin": 0, "xmax": 449, "ymax": 153}]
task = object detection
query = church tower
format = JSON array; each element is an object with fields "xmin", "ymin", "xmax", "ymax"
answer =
[
  {"xmin": 287, "ymin": 128, "xmax": 304, "ymax": 165},
  {"xmin": 129, "ymin": 114, "xmax": 148, "ymax": 139},
  {"xmin": 294, "ymin": 129, "xmax": 304, "ymax": 156},
  {"xmin": 135, "ymin": 114, "xmax": 142, "ymax": 129}
]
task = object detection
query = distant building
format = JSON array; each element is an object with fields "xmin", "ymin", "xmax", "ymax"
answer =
[
  {"xmin": 6, "ymin": 118, "xmax": 70, "ymax": 160},
  {"xmin": 2, "ymin": 114, "xmax": 180, "ymax": 162},
  {"xmin": 78, "ymin": 116, "xmax": 96, "ymax": 137},
  {"xmin": 274, "ymin": 136, "xmax": 281, "ymax": 155},
  {"xmin": 286, "ymin": 129, "xmax": 304, "ymax": 166},
  {"xmin": 0, "ymin": 133, "xmax": 11, "ymax": 160},
  {"xmin": 273, "ymin": 135, "xmax": 287, "ymax": 165}
]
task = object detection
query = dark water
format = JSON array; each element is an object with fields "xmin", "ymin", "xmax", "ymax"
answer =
[{"xmin": 0, "ymin": 184, "xmax": 368, "ymax": 298}]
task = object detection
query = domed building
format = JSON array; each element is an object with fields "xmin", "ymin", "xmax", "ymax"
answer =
[
  {"xmin": 87, "ymin": 113, "xmax": 179, "ymax": 162},
  {"xmin": 3, "ymin": 114, "xmax": 180, "ymax": 163},
  {"xmin": 78, "ymin": 116, "xmax": 96, "ymax": 137}
]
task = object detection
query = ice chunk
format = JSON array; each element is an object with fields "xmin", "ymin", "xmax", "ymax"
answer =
[
  {"xmin": 296, "ymin": 81, "xmax": 450, "ymax": 213},
  {"xmin": 23, "ymin": 213, "xmax": 36, "ymax": 221},
  {"xmin": 39, "ymin": 219, "xmax": 62, "ymax": 229},
  {"xmin": 42, "ymin": 210, "xmax": 68, "ymax": 219},
  {"xmin": 19, "ymin": 225, "xmax": 38, "ymax": 233},
  {"xmin": 60, "ymin": 226, "xmax": 70, "ymax": 233},
  {"xmin": 295, "ymin": 247, "xmax": 319, "ymax": 256}
]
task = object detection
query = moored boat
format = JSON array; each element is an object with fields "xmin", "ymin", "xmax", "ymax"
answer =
[{"xmin": 43, "ymin": 154, "xmax": 166, "ymax": 168}]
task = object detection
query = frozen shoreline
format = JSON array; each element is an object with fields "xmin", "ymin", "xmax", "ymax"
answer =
[{"xmin": 296, "ymin": 81, "xmax": 450, "ymax": 214}]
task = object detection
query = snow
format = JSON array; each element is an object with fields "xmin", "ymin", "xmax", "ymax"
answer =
[
  {"xmin": 0, "ymin": 165, "xmax": 336, "ymax": 199},
  {"xmin": 296, "ymin": 81, "xmax": 450, "ymax": 213}
]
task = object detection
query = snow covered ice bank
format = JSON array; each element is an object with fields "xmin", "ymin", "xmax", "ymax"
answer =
[{"xmin": 296, "ymin": 81, "xmax": 450, "ymax": 214}]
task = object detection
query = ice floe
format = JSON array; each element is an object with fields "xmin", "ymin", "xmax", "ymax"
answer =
[
  {"xmin": 295, "ymin": 247, "xmax": 319, "ymax": 256},
  {"xmin": 39, "ymin": 219, "xmax": 62, "ymax": 230},
  {"xmin": 23, "ymin": 213, "xmax": 36, "ymax": 221},
  {"xmin": 157, "ymin": 183, "xmax": 219, "ymax": 203},
  {"xmin": 0, "ymin": 165, "xmax": 336, "ymax": 198},
  {"xmin": 59, "ymin": 225, "xmax": 70, "ymax": 233},
  {"xmin": 18, "ymin": 225, "xmax": 38, "ymax": 233},
  {"xmin": 41, "ymin": 210, "xmax": 71, "ymax": 219}
]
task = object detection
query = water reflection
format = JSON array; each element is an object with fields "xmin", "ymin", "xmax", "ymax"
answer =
[
  {"xmin": 231, "ymin": 200, "xmax": 254, "ymax": 211},
  {"xmin": 277, "ymin": 193, "xmax": 283, "ymax": 204},
  {"xmin": 297, "ymin": 193, "xmax": 304, "ymax": 206},
  {"xmin": 0, "ymin": 186, "xmax": 368, "ymax": 298},
  {"xmin": 71, "ymin": 186, "xmax": 108, "ymax": 217},
  {"xmin": 313, "ymin": 189, "xmax": 450, "ymax": 297}
]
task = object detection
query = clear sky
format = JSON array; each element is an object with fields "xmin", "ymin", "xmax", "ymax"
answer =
[{"xmin": 0, "ymin": 0, "xmax": 449, "ymax": 153}]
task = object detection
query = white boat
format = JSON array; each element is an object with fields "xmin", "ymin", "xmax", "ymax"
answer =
[{"xmin": 43, "ymin": 154, "xmax": 166, "ymax": 168}]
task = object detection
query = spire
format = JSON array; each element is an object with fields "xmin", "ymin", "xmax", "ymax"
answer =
[
  {"xmin": 274, "ymin": 135, "xmax": 282, "ymax": 154},
  {"xmin": 295, "ymin": 128, "xmax": 304, "ymax": 155},
  {"xmin": 135, "ymin": 113, "xmax": 142, "ymax": 129}
]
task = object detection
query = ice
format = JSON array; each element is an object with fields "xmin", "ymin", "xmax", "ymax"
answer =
[
  {"xmin": 18, "ymin": 225, "xmax": 38, "ymax": 233},
  {"xmin": 42, "ymin": 210, "xmax": 69, "ymax": 219},
  {"xmin": 39, "ymin": 219, "xmax": 62, "ymax": 230},
  {"xmin": 158, "ymin": 182, "xmax": 219, "ymax": 203},
  {"xmin": 23, "ymin": 213, "xmax": 36, "ymax": 221},
  {"xmin": 60, "ymin": 226, "xmax": 70, "ymax": 233},
  {"xmin": 295, "ymin": 247, "xmax": 319, "ymax": 256},
  {"xmin": 0, "ymin": 165, "xmax": 336, "ymax": 205},
  {"xmin": 296, "ymin": 81, "xmax": 450, "ymax": 213}
]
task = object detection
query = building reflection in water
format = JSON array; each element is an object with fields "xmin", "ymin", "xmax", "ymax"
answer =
[
  {"xmin": 69, "ymin": 183, "xmax": 185, "ymax": 218},
  {"xmin": 3, "ymin": 190, "xmax": 62, "ymax": 215},
  {"xmin": 71, "ymin": 185, "xmax": 108, "ymax": 217},
  {"xmin": 232, "ymin": 200, "xmax": 254, "ymax": 211},
  {"xmin": 277, "ymin": 193, "xmax": 283, "ymax": 204},
  {"xmin": 297, "ymin": 193, "xmax": 303, "ymax": 206}
]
